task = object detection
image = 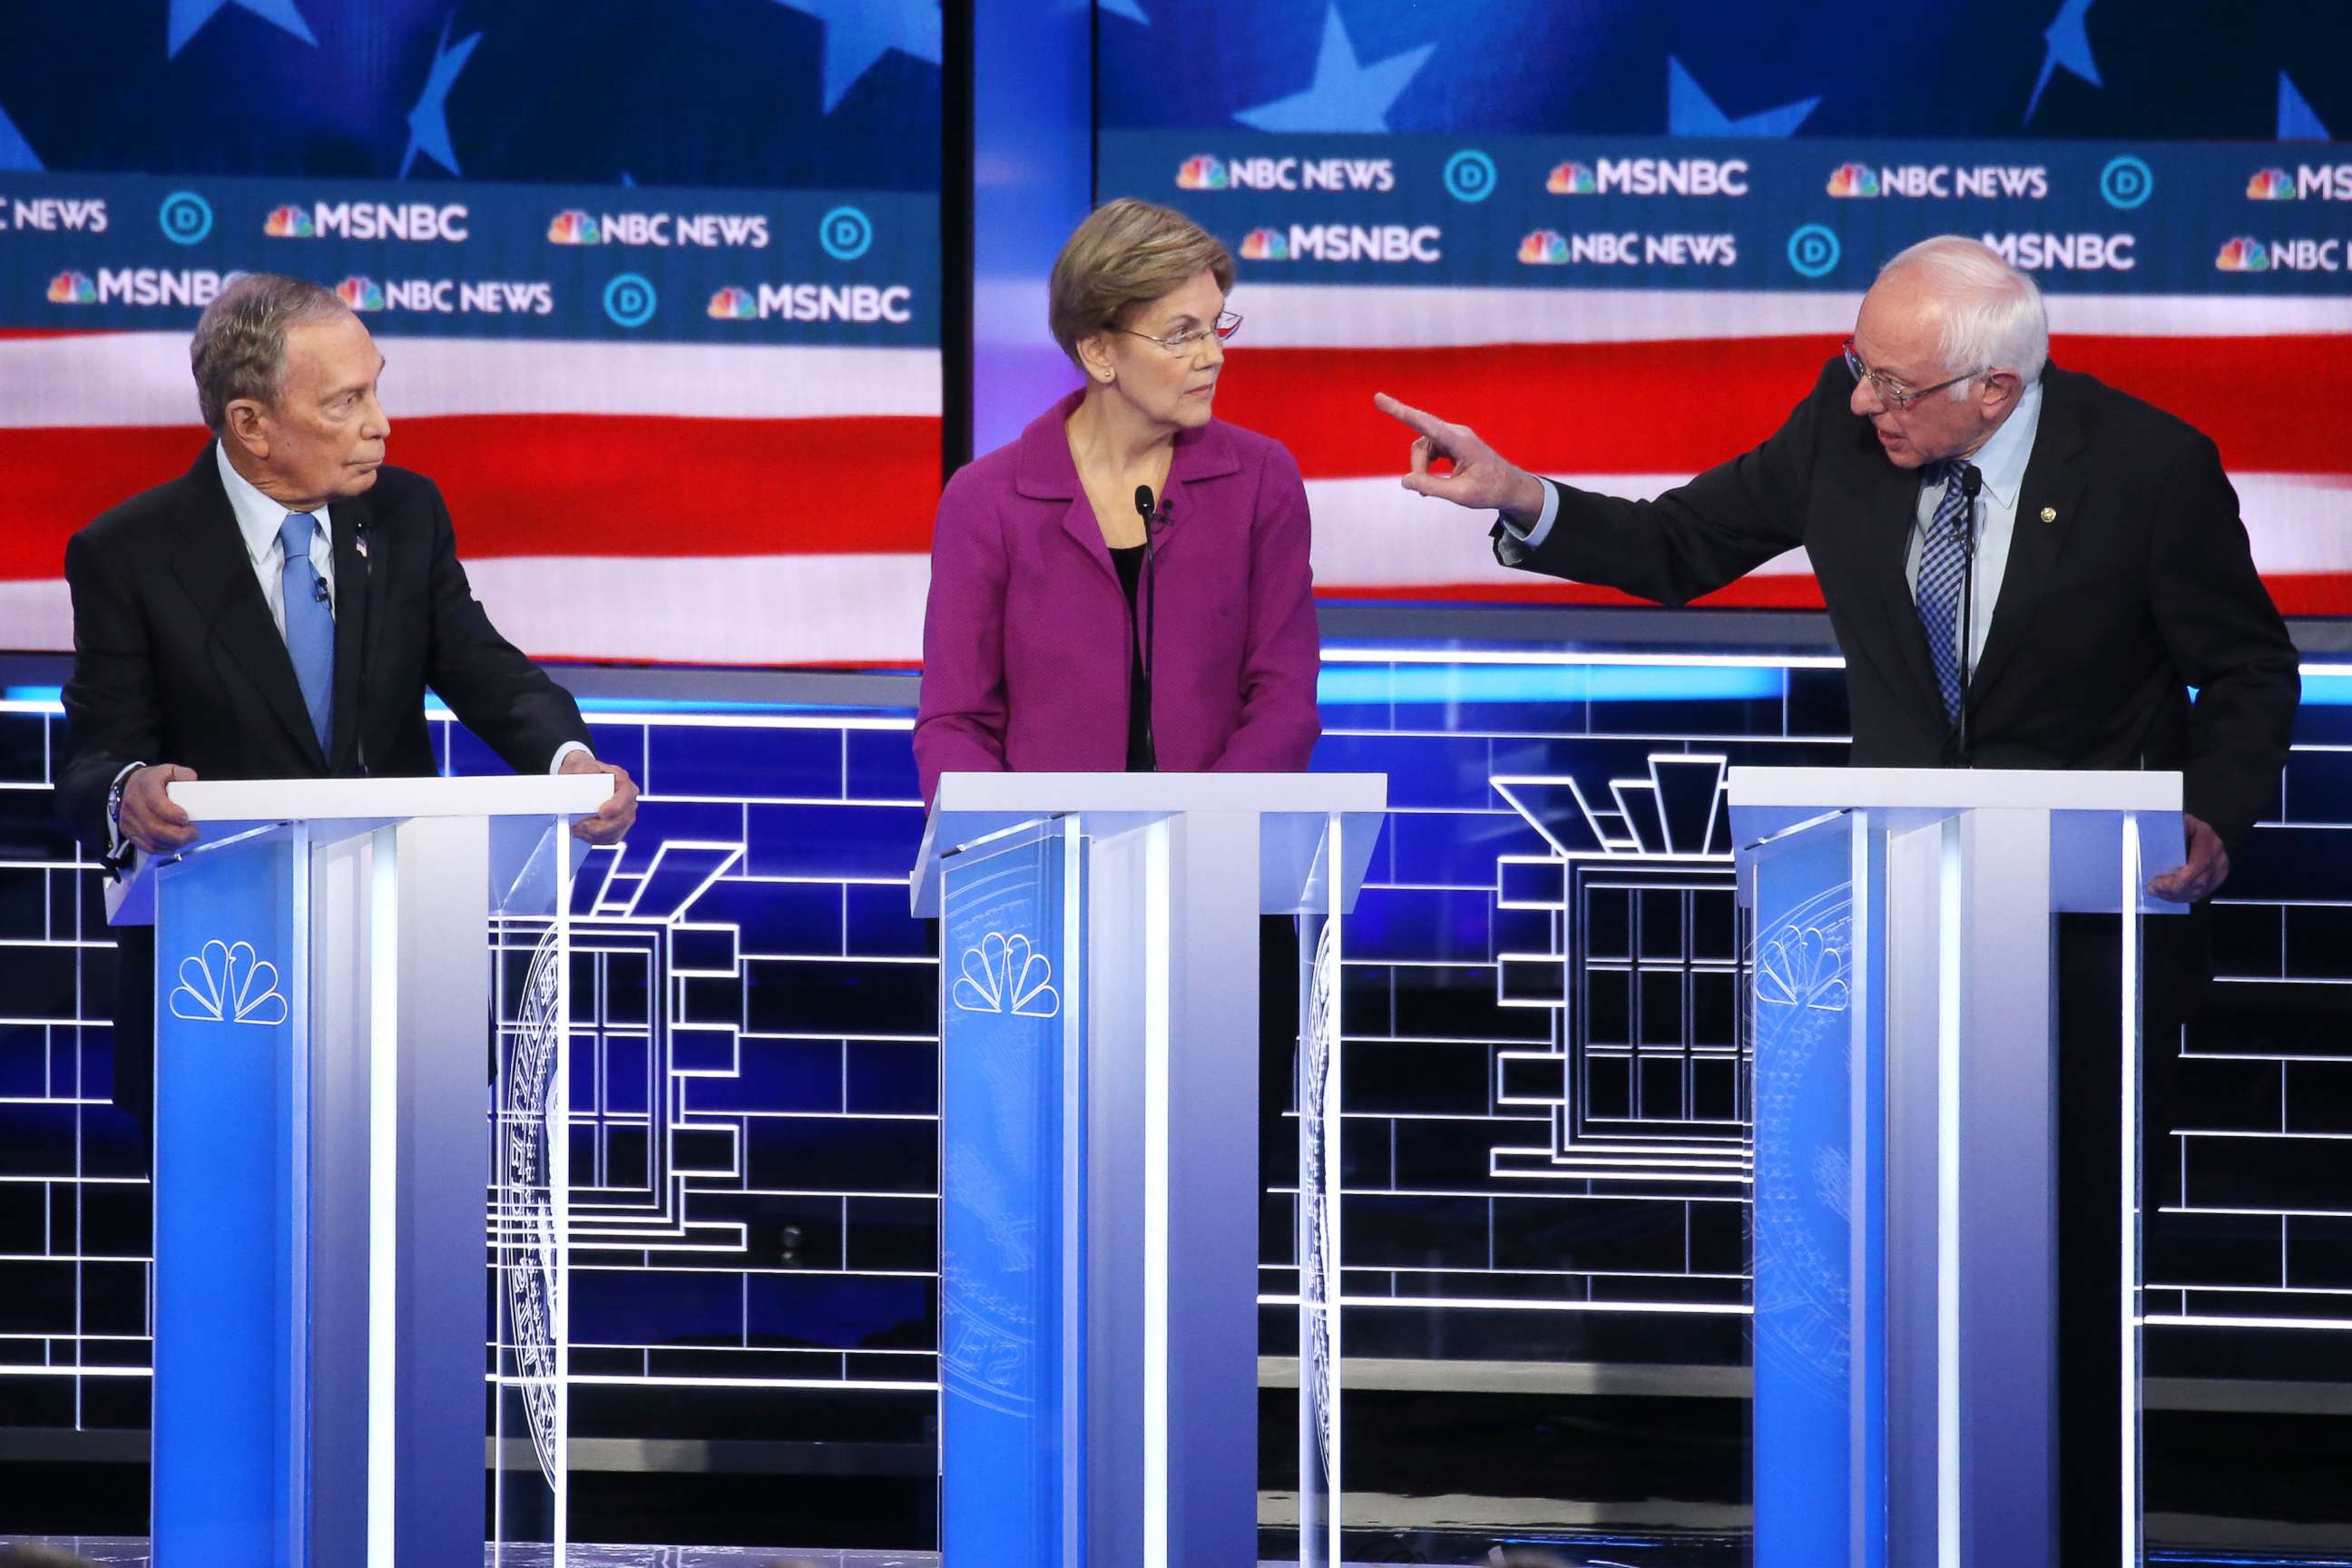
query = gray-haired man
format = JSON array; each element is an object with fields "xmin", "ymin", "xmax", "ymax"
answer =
[
  {"xmin": 56, "ymin": 271, "xmax": 638, "ymax": 1129},
  {"xmin": 1375, "ymin": 236, "xmax": 2301, "ymax": 1563}
]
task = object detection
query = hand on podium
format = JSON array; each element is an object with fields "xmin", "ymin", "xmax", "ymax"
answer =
[
  {"xmin": 2148, "ymin": 812, "xmax": 2230, "ymax": 904},
  {"xmin": 1374, "ymin": 391, "xmax": 1550, "ymax": 524},
  {"xmin": 561, "ymin": 749, "xmax": 639, "ymax": 845},
  {"xmin": 122, "ymin": 764, "xmax": 201, "ymax": 853}
]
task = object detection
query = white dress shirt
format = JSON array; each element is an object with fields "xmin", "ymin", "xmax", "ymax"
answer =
[
  {"xmin": 216, "ymin": 439, "xmax": 336, "ymax": 628},
  {"xmin": 1504, "ymin": 379, "xmax": 2047, "ymax": 681}
]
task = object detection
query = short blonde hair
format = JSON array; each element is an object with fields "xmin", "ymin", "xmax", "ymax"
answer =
[{"xmin": 1048, "ymin": 198, "xmax": 1233, "ymax": 368}]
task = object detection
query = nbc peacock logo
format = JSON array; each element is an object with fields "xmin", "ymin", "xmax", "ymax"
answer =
[
  {"xmin": 1827, "ymin": 163, "xmax": 1880, "ymax": 199},
  {"xmin": 1545, "ymin": 162, "xmax": 1595, "ymax": 195},
  {"xmin": 1239, "ymin": 226, "xmax": 1289, "ymax": 261},
  {"xmin": 264, "ymin": 204, "xmax": 315, "ymax": 238},
  {"xmin": 46, "ymin": 270, "xmax": 96, "ymax": 304},
  {"xmin": 1176, "ymin": 154, "xmax": 1228, "ymax": 191},
  {"xmin": 2216, "ymin": 237, "xmax": 2270, "ymax": 271},
  {"xmin": 547, "ymin": 210, "xmax": 603, "ymax": 245},
  {"xmin": 2246, "ymin": 168, "xmax": 2298, "ymax": 201},
  {"xmin": 336, "ymin": 275, "xmax": 387, "ymax": 310},
  {"xmin": 706, "ymin": 286, "xmax": 756, "ymax": 319},
  {"xmin": 1517, "ymin": 229, "xmax": 1569, "ymax": 265}
]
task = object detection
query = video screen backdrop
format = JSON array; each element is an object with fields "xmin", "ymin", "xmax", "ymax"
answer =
[
  {"xmin": 1100, "ymin": 0, "xmax": 2352, "ymax": 615},
  {"xmin": 0, "ymin": 0, "xmax": 942, "ymax": 664}
]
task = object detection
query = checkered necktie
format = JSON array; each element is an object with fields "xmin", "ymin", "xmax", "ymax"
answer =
[{"xmin": 1914, "ymin": 463, "xmax": 1973, "ymax": 724}]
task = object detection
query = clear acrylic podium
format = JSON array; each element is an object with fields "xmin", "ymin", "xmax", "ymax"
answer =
[
  {"xmin": 111, "ymin": 772, "xmax": 612, "ymax": 1568},
  {"xmin": 911, "ymin": 771, "xmax": 1387, "ymax": 1568},
  {"xmin": 1727, "ymin": 767, "xmax": 2186, "ymax": 1568}
]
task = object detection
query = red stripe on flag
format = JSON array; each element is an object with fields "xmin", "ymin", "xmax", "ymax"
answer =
[
  {"xmin": 0, "ymin": 415, "xmax": 942, "ymax": 578},
  {"xmin": 1217, "ymin": 336, "xmax": 2352, "ymax": 480}
]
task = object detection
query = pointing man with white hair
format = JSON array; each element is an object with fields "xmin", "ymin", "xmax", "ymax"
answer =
[
  {"xmin": 1377, "ymin": 235, "xmax": 2296, "ymax": 902},
  {"xmin": 1377, "ymin": 236, "xmax": 2302, "ymax": 1563}
]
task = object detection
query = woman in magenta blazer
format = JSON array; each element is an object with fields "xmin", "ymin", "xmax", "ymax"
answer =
[{"xmin": 914, "ymin": 199, "xmax": 1320, "ymax": 806}]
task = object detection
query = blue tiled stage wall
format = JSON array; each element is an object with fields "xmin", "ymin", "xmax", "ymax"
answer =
[{"xmin": 2, "ymin": 654, "xmax": 2348, "ymax": 1462}]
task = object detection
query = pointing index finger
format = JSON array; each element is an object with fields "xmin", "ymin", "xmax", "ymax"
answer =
[{"xmin": 1374, "ymin": 391, "xmax": 1450, "ymax": 443}]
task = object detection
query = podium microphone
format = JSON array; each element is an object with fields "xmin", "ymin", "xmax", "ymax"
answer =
[
  {"xmin": 1954, "ymin": 463, "xmax": 1982, "ymax": 766},
  {"xmin": 1132, "ymin": 485, "xmax": 1161, "ymax": 771}
]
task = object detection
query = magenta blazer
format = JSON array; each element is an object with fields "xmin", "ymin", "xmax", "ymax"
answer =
[{"xmin": 914, "ymin": 390, "xmax": 1321, "ymax": 807}]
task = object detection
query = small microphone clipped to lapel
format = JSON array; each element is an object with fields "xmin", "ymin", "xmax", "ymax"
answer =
[{"xmin": 2039, "ymin": 506, "xmax": 2057, "ymax": 524}]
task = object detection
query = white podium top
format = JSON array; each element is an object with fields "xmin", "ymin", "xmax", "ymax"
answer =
[
  {"xmin": 167, "ymin": 772, "xmax": 613, "ymax": 824},
  {"xmin": 110, "ymin": 773, "xmax": 614, "ymax": 926},
  {"xmin": 912, "ymin": 770, "xmax": 1387, "ymax": 916},
  {"xmin": 1727, "ymin": 766, "xmax": 2181, "ymax": 818},
  {"xmin": 1727, "ymin": 766, "xmax": 2189, "ymax": 914}
]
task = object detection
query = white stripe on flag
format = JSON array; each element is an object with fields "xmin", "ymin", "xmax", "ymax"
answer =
[
  {"xmin": 1303, "ymin": 472, "xmax": 2352, "ymax": 587},
  {"xmin": 0, "ymin": 335, "xmax": 942, "ymax": 428},
  {"xmin": 1229, "ymin": 284, "xmax": 2352, "ymax": 348}
]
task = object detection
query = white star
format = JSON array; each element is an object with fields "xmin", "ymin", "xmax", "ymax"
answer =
[
  {"xmin": 168, "ymin": 0, "xmax": 317, "ymax": 59},
  {"xmin": 772, "ymin": 0, "xmax": 944, "ymax": 114},
  {"xmin": 1233, "ymin": 5, "xmax": 1431, "ymax": 135}
]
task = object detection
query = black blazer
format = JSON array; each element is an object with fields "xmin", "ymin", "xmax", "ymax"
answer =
[
  {"xmin": 57, "ymin": 445, "xmax": 592, "ymax": 1122},
  {"xmin": 1496, "ymin": 361, "xmax": 2300, "ymax": 851}
]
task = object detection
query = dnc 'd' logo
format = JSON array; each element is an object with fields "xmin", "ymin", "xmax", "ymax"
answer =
[
  {"xmin": 549, "ymin": 210, "xmax": 603, "ymax": 244},
  {"xmin": 1518, "ymin": 229, "xmax": 1569, "ymax": 265},
  {"xmin": 1545, "ymin": 162, "xmax": 1596, "ymax": 195},
  {"xmin": 46, "ymin": 270, "xmax": 96, "ymax": 304},
  {"xmin": 1177, "ymin": 154, "xmax": 1228, "ymax": 191},
  {"xmin": 2216, "ymin": 237, "xmax": 2270, "ymax": 271},
  {"xmin": 1827, "ymin": 162, "xmax": 1881, "ymax": 199},
  {"xmin": 1240, "ymin": 226, "xmax": 1289, "ymax": 260}
]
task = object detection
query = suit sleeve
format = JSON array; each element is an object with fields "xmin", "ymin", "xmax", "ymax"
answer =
[
  {"xmin": 1494, "ymin": 362, "xmax": 1831, "ymax": 605},
  {"xmin": 57, "ymin": 527, "xmax": 162, "ymax": 857},
  {"xmin": 912, "ymin": 467, "xmax": 1012, "ymax": 808},
  {"xmin": 2146, "ymin": 434, "xmax": 2299, "ymax": 852},
  {"xmin": 419, "ymin": 485, "xmax": 591, "ymax": 775},
  {"xmin": 1210, "ymin": 443, "xmax": 1320, "ymax": 772}
]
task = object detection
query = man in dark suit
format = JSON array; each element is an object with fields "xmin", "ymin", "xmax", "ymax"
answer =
[
  {"xmin": 1377, "ymin": 236, "xmax": 2299, "ymax": 1562},
  {"xmin": 56, "ymin": 271, "xmax": 640, "ymax": 1130}
]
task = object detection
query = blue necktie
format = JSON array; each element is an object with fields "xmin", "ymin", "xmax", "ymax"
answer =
[
  {"xmin": 279, "ymin": 513, "xmax": 334, "ymax": 749},
  {"xmin": 1914, "ymin": 464, "xmax": 1973, "ymax": 724}
]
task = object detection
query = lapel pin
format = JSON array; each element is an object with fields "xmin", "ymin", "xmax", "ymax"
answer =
[{"xmin": 2039, "ymin": 506, "xmax": 2057, "ymax": 524}]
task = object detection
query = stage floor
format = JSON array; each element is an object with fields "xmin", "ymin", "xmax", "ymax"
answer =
[{"xmin": 7, "ymin": 1538, "xmax": 2345, "ymax": 1567}]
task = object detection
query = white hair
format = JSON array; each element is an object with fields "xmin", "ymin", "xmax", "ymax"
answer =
[{"xmin": 1878, "ymin": 236, "xmax": 2049, "ymax": 397}]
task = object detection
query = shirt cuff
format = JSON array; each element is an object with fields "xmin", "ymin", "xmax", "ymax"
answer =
[
  {"xmin": 549, "ymin": 741, "xmax": 593, "ymax": 774},
  {"xmin": 105, "ymin": 760, "xmax": 145, "ymax": 859},
  {"xmin": 1499, "ymin": 477, "xmax": 1561, "ymax": 549}
]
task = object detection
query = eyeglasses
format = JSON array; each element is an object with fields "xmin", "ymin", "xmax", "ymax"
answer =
[
  {"xmin": 1843, "ymin": 338, "xmax": 1983, "ymax": 413},
  {"xmin": 1115, "ymin": 311, "xmax": 1242, "ymax": 356}
]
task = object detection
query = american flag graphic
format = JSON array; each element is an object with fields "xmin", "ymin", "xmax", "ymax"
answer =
[
  {"xmin": 1202, "ymin": 283, "xmax": 2352, "ymax": 617},
  {"xmin": 0, "ymin": 328, "xmax": 943, "ymax": 664}
]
